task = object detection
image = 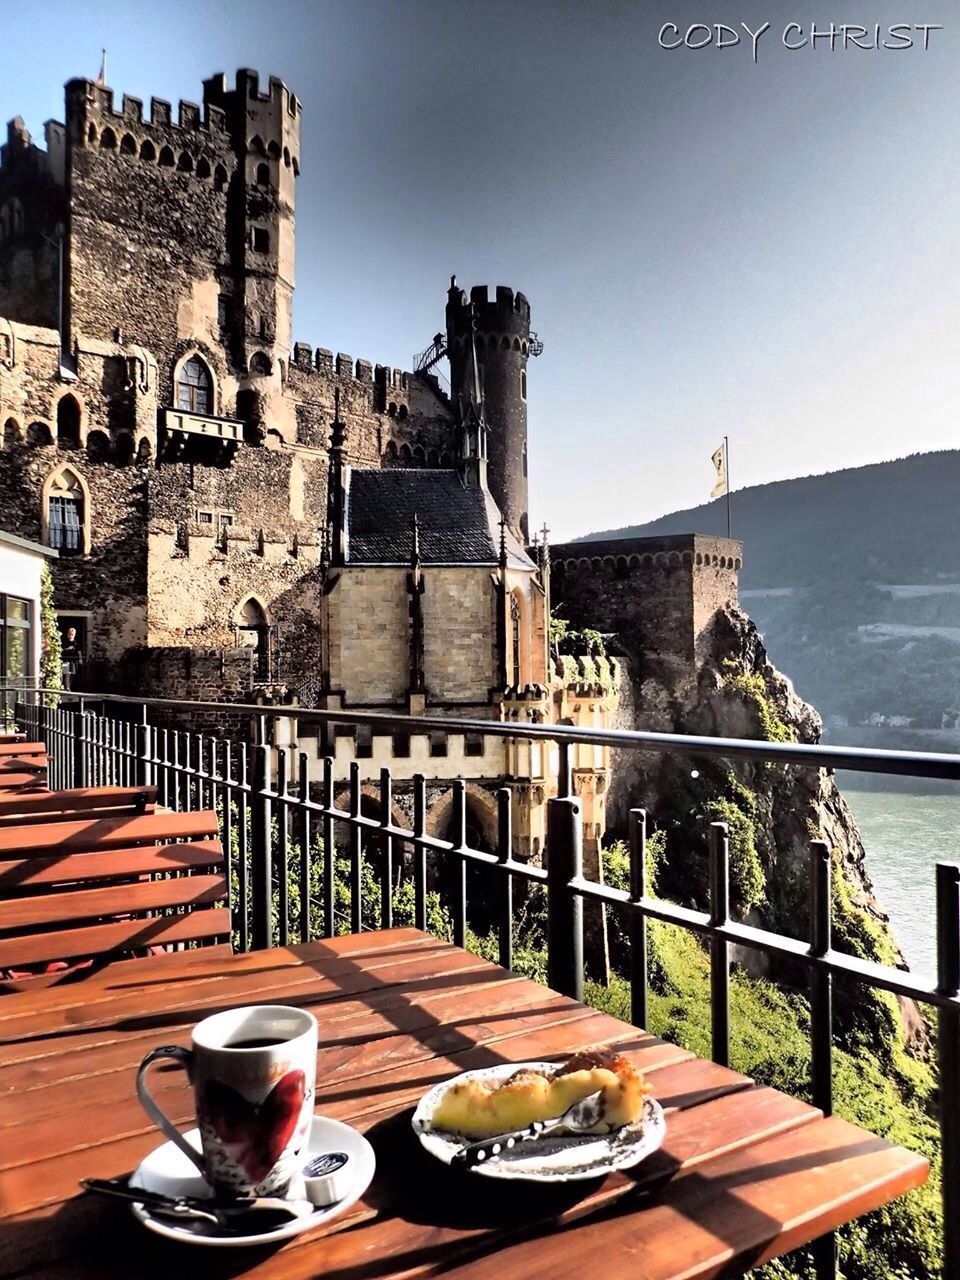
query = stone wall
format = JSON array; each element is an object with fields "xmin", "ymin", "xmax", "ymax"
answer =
[{"xmin": 551, "ymin": 533, "xmax": 742, "ymax": 687}]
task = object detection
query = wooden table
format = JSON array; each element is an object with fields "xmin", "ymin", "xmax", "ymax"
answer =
[{"xmin": 0, "ymin": 927, "xmax": 927, "ymax": 1279}]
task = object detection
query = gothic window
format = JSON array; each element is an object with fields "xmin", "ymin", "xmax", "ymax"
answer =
[
  {"xmin": 158, "ymin": 145, "xmax": 175, "ymax": 168},
  {"xmin": 177, "ymin": 152, "xmax": 193, "ymax": 173},
  {"xmin": 56, "ymin": 395, "xmax": 81, "ymax": 448},
  {"xmin": 176, "ymin": 355, "xmax": 213, "ymax": 415},
  {"xmin": 120, "ymin": 134, "xmax": 136, "ymax": 156},
  {"xmin": 99, "ymin": 127, "xmax": 117, "ymax": 150},
  {"xmin": 140, "ymin": 139, "xmax": 156, "ymax": 161},
  {"xmin": 510, "ymin": 594, "xmax": 522, "ymax": 688},
  {"xmin": 44, "ymin": 466, "xmax": 88, "ymax": 555},
  {"xmin": 196, "ymin": 156, "xmax": 211, "ymax": 179},
  {"xmin": 256, "ymin": 162, "xmax": 270, "ymax": 186}
]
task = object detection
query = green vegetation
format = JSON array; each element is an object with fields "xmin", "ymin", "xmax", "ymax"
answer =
[
  {"xmin": 722, "ymin": 660, "xmax": 794, "ymax": 744},
  {"xmin": 218, "ymin": 766, "xmax": 939, "ymax": 1278},
  {"xmin": 39, "ymin": 561, "xmax": 62, "ymax": 705}
]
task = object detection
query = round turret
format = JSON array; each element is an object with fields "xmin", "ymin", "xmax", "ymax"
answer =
[{"xmin": 446, "ymin": 280, "xmax": 531, "ymax": 541}]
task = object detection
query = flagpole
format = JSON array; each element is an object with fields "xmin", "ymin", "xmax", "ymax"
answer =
[{"xmin": 724, "ymin": 435, "xmax": 731, "ymax": 539}]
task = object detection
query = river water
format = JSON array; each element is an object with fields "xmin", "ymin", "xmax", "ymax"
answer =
[{"xmin": 842, "ymin": 787, "xmax": 960, "ymax": 978}]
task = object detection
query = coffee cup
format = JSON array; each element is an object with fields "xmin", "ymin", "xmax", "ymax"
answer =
[{"xmin": 136, "ymin": 1005, "xmax": 317, "ymax": 1198}]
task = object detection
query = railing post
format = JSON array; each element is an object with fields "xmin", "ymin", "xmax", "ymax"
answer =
[
  {"xmin": 348, "ymin": 762, "xmax": 362, "ymax": 935},
  {"xmin": 450, "ymin": 780, "xmax": 467, "ymax": 949},
  {"xmin": 413, "ymin": 773, "xmax": 427, "ymax": 933},
  {"xmin": 937, "ymin": 861, "xmax": 960, "ymax": 1280},
  {"xmin": 321, "ymin": 756, "xmax": 335, "ymax": 939},
  {"xmin": 379, "ymin": 767, "xmax": 394, "ymax": 930},
  {"xmin": 134, "ymin": 703, "xmax": 152, "ymax": 790},
  {"xmin": 297, "ymin": 752, "xmax": 312, "ymax": 943},
  {"xmin": 497, "ymin": 787, "xmax": 513, "ymax": 971},
  {"xmin": 72, "ymin": 697, "xmax": 87, "ymax": 789},
  {"xmin": 709, "ymin": 822, "xmax": 730, "ymax": 1069},
  {"xmin": 629, "ymin": 808, "xmax": 648, "ymax": 1030},
  {"xmin": 546, "ymin": 795, "xmax": 584, "ymax": 1002},
  {"xmin": 250, "ymin": 743, "xmax": 273, "ymax": 951},
  {"xmin": 809, "ymin": 839, "xmax": 836, "ymax": 1280}
]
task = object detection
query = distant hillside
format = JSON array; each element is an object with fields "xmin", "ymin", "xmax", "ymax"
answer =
[{"xmin": 579, "ymin": 450, "xmax": 960, "ymax": 746}]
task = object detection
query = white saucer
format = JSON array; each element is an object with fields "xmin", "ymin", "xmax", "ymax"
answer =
[
  {"xmin": 128, "ymin": 1115, "xmax": 375, "ymax": 1247},
  {"xmin": 412, "ymin": 1061, "xmax": 666, "ymax": 1183}
]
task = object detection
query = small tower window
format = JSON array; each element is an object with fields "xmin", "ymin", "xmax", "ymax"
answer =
[
  {"xmin": 520, "ymin": 369, "xmax": 527, "ymax": 401},
  {"xmin": 510, "ymin": 594, "xmax": 522, "ymax": 688},
  {"xmin": 158, "ymin": 145, "xmax": 175, "ymax": 168},
  {"xmin": 140, "ymin": 139, "xmax": 156, "ymax": 162},
  {"xmin": 217, "ymin": 294, "xmax": 232, "ymax": 331},
  {"xmin": 56, "ymin": 395, "xmax": 81, "ymax": 448},
  {"xmin": 99, "ymin": 127, "xmax": 117, "ymax": 150},
  {"xmin": 252, "ymin": 227, "xmax": 270, "ymax": 252},
  {"xmin": 214, "ymin": 164, "xmax": 228, "ymax": 191},
  {"xmin": 120, "ymin": 134, "xmax": 136, "ymax": 156},
  {"xmin": 255, "ymin": 162, "xmax": 270, "ymax": 186},
  {"xmin": 176, "ymin": 355, "xmax": 213, "ymax": 415}
]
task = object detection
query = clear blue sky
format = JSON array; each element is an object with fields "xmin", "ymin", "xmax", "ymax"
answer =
[{"xmin": 2, "ymin": 0, "xmax": 956, "ymax": 540}]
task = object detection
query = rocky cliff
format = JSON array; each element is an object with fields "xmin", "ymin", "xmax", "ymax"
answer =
[{"xmin": 605, "ymin": 599, "xmax": 922, "ymax": 1054}]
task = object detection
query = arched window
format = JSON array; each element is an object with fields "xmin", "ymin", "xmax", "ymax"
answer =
[
  {"xmin": 140, "ymin": 139, "xmax": 156, "ymax": 162},
  {"xmin": 158, "ymin": 145, "xmax": 175, "ymax": 168},
  {"xmin": 176, "ymin": 355, "xmax": 213, "ymax": 415},
  {"xmin": 10, "ymin": 200, "xmax": 23, "ymax": 235},
  {"xmin": 235, "ymin": 597, "xmax": 271, "ymax": 681},
  {"xmin": 255, "ymin": 162, "xmax": 270, "ymax": 186},
  {"xmin": 248, "ymin": 351, "xmax": 272, "ymax": 376},
  {"xmin": 56, "ymin": 395, "xmax": 81, "ymax": 448},
  {"xmin": 214, "ymin": 164, "xmax": 228, "ymax": 191},
  {"xmin": 100, "ymin": 127, "xmax": 117, "ymax": 150},
  {"xmin": 27, "ymin": 422, "xmax": 52, "ymax": 446},
  {"xmin": 86, "ymin": 429, "xmax": 110, "ymax": 460},
  {"xmin": 120, "ymin": 134, "xmax": 136, "ymax": 156},
  {"xmin": 43, "ymin": 465, "xmax": 88, "ymax": 555},
  {"xmin": 177, "ymin": 151, "xmax": 193, "ymax": 173},
  {"xmin": 196, "ymin": 156, "xmax": 211, "ymax": 179},
  {"xmin": 2, "ymin": 417, "xmax": 21, "ymax": 447}
]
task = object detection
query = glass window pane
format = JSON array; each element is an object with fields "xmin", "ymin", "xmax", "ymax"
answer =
[
  {"xmin": 6, "ymin": 597, "xmax": 28, "ymax": 623},
  {"xmin": 4, "ymin": 624, "xmax": 27, "ymax": 679}
]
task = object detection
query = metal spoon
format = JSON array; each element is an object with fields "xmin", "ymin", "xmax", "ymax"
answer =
[
  {"xmin": 80, "ymin": 1176, "xmax": 315, "ymax": 1228},
  {"xmin": 449, "ymin": 1089, "xmax": 606, "ymax": 1169}
]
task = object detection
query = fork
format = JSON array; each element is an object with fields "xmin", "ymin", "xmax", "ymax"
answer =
[{"xmin": 449, "ymin": 1089, "xmax": 605, "ymax": 1169}]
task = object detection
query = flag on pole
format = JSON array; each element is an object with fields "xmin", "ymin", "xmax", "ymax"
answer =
[
  {"xmin": 97, "ymin": 50, "xmax": 107, "ymax": 87},
  {"xmin": 710, "ymin": 444, "xmax": 726, "ymax": 498}
]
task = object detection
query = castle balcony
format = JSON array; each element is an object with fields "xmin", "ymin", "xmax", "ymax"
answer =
[{"xmin": 160, "ymin": 407, "xmax": 244, "ymax": 459}]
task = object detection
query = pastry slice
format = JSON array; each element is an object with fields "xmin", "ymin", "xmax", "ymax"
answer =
[{"xmin": 430, "ymin": 1045, "xmax": 650, "ymax": 1139}]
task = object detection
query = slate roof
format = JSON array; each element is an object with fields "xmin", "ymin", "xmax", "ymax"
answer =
[{"xmin": 345, "ymin": 468, "xmax": 534, "ymax": 569}]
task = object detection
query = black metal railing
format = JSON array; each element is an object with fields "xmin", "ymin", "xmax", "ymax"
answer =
[{"xmin": 3, "ymin": 685, "xmax": 960, "ymax": 1280}]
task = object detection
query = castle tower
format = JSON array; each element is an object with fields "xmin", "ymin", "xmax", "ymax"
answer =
[
  {"xmin": 203, "ymin": 71, "xmax": 300, "ymax": 373},
  {"xmin": 446, "ymin": 280, "xmax": 531, "ymax": 541}
]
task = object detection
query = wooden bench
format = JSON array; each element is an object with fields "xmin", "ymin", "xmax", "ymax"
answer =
[
  {"xmin": 0, "ymin": 743, "xmax": 48, "ymax": 794},
  {"xmin": 0, "ymin": 785, "xmax": 158, "ymax": 826},
  {"xmin": 0, "ymin": 731, "xmax": 25, "ymax": 745},
  {"xmin": 0, "ymin": 809, "xmax": 230, "ymax": 989}
]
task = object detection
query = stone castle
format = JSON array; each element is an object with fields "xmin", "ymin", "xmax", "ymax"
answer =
[{"xmin": 0, "ymin": 68, "xmax": 742, "ymax": 855}]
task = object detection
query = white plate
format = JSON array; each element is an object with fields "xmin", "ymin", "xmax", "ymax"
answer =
[
  {"xmin": 412, "ymin": 1061, "xmax": 666, "ymax": 1182},
  {"xmin": 128, "ymin": 1115, "xmax": 375, "ymax": 1247}
]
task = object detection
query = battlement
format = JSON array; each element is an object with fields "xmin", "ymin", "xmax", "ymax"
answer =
[
  {"xmin": 65, "ymin": 79, "xmax": 230, "ymax": 140},
  {"xmin": 0, "ymin": 117, "xmax": 63, "ymax": 180},
  {"xmin": 290, "ymin": 342, "xmax": 411, "ymax": 391},
  {"xmin": 203, "ymin": 69, "xmax": 300, "ymax": 120},
  {"xmin": 552, "ymin": 533, "xmax": 743, "ymax": 575},
  {"xmin": 447, "ymin": 281, "xmax": 531, "ymax": 336}
]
